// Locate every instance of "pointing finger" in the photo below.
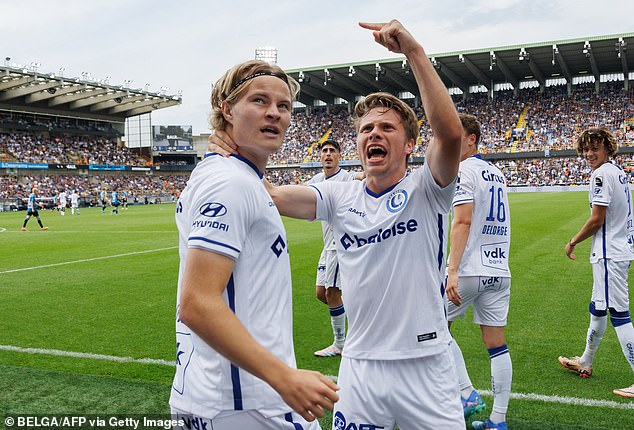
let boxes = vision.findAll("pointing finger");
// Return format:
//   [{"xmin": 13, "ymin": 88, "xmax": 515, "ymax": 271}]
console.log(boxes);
[{"xmin": 358, "ymin": 22, "xmax": 386, "ymax": 31}]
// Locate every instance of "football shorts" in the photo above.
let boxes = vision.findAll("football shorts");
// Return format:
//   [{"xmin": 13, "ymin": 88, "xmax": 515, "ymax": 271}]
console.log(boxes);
[{"xmin": 447, "ymin": 276, "xmax": 511, "ymax": 326}]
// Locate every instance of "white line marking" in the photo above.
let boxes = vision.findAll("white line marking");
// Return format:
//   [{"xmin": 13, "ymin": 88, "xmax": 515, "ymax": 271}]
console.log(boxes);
[
  {"xmin": 2, "ymin": 345, "xmax": 632, "ymax": 410},
  {"xmin": 0, "ymin": 246, "xmax": 177, "ymax": 274},
  {"xmin": 322, "ymin": 377, "xmax": 634, "ymax": 410},
  {"xmin": 0, "ymin": 227, "xmax": 6, "ymax": 232},
  {"xmin": 0, "ymin": 345, "xmax": 174, "ymax": 366},
  {"xmin": 477, "ymin": 389, "xmax": 634, "ymax": 410}
]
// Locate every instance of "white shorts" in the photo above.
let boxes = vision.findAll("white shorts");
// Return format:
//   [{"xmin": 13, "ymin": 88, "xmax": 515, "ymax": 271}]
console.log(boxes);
[
  {"xmin": 333, "ymin": 350, "xmax": 464, "ymax": 430},
  {"xmin": 592, "ymin": 259, "xmax": 631, "ymax": 312},
  {"xmin": 447, "ymin": 276, "xmax": 511, "ymax": 326},
  {"xmin": 171, "ymin": 407, "xmax": 320, "ymax": 430},
  {"xmin": 315, "ymin": 248, "xmax": 341, "ymax": 290}
]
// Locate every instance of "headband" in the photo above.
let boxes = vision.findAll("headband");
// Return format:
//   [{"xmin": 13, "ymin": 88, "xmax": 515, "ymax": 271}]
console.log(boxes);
[{"xmin": 229, "ymin": 71, "xmax": 288, "ymax": 94}]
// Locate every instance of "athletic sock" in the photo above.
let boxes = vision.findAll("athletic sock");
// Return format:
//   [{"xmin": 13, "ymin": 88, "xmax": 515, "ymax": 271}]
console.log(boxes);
[
  {"xmin": 449, "ymin": 338, "xmax": 474, "ymax": 397},
  {"xmin": 614, "ymin": 322, "xmax": 634, "ymax": 372},
  {"xmin": 580, "ymin": 314, "xmax": 607, "ymax": 367},
  {"xmin": 22, "ymin": 218, "xmax": 28, "ymax": 228},
  {"xmin": 37, "ymin": 219, "xmax": 44, "ymax": 228},
  {"xmin": 329, "ymin": 305, "xmax": 346, "ymax": 349},
  {"xmin": 489, "ymin": 344, "xmax": 512, "ymax": 423}
]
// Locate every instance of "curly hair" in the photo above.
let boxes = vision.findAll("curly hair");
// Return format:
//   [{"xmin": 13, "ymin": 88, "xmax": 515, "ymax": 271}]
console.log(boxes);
[
  {"xmin": 575, "ymin": 127, "xmax": 618, "ymax": 156},
  {"xmin": 209, "ymin": 60, "xmax": 300, "ymax": 131}
]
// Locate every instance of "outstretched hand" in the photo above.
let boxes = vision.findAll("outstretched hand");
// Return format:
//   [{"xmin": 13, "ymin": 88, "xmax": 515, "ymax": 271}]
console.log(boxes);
[{"xmin": 359, "ymin": 20, "xmax": 420, "ymax": 56}]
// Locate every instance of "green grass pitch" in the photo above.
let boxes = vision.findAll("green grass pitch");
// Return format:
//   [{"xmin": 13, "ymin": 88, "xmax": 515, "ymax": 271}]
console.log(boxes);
[{"xmin": 0, "ymin": 192, "xmax": 633, "ymax": 429}]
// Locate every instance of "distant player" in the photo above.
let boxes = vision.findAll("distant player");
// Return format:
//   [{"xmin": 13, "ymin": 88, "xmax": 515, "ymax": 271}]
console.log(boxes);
[
  {"xmin": 446, "ymin": 114, "xmax": 512, "ymax": 430},
  {"xmin": 70, "ymin": 190, "xmax": 80, "ymax": 215},
  {"xmin": 21, "ymin": 187, "xmax": 48, "ymax": 231},
  {"xmin": 559, "ymin": 128, "xmax": 634, "ymax": 399},
  {"xmin": 111, "ymin": 189, "xmax": 120, "ymax": 215},
  {"xmin": 306, "ymin": 139, "xmax": 363, "ymax": 357},
  {"xmin": 121, "ymin": 191, "xmax": 128, "ymax": 210},
  {"xmin": 58, "ymin": 190, "xmax": 67, "ymax": 216},
  {"xmin": 99, "ymin": 188, "xmax": 107, "ymax": 214}
]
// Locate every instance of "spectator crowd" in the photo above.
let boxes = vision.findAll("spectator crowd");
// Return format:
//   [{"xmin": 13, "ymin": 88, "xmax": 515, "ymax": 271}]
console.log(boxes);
[{"xmin": 1, "ymin": 81, "xmax": 633, "ymax": 203}]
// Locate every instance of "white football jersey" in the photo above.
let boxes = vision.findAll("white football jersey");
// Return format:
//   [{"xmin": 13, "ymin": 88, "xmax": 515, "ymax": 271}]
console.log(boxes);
[
  {"xmin": 588, "ymin": 162, "xmax": 634, "ymax": 263},
  {"xmin": 59, "ymin": 192, "xmax": 67, "ymax": 205},
  {"xmin": 311, "ymin": 163, "xmax": 455, "ymax": 360},
  {"xmin": 451, "ymin": 155, "xmax": 511, "ymax": 277},
  {"xmin": 170, "ymin": 153, "xmax": 296, "ymax": 419},
  {"xmin": 70, "ymin": 193, "xmax": 79, "ymax": 206},
  {"xmin": 307, "ymin": 168, "xmax": 356, "ymax": 251}
]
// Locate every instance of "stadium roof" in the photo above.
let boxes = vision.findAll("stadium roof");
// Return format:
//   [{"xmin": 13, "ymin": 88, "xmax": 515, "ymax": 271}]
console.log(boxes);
[
  {"xmin": 286, "ymin": 32, "xmax": 634, "ymax": 107},
  {"xmin": 0, "ymin": 66, "xmax": 182, "ymax": 123}
]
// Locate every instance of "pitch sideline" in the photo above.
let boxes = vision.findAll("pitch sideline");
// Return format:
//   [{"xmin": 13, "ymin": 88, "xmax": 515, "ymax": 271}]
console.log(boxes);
[
  {"xmin": 0, "ymin": 246, "xmax": 178, "ymax": 275},
  {"xmin": 1, "ymin": 344, "xmax": 633, "ymax": 411}
]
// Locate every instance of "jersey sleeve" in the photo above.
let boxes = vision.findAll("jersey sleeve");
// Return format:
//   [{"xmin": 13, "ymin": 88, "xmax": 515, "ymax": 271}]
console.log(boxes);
[
  {"xmin": 590, "ymin": 169, "xmax": 612, "ymax": 207},
  {"xmin": 186, "ymin": 172, "xmax": 254, "ymax": 260},
  {"xmin": 414, "ymin": 162, "xmax": 457, "ymax": 213},
  {"xmin": 453, "ymin": 164, "xmax": 476, "ymax": 207},
  {"xmin": 310, "ymin": 181, "xmax": 335, "ymax": 225}
]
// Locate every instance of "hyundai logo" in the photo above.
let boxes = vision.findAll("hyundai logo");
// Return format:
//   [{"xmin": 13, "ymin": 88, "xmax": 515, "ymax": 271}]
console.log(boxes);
[{"xmin": 199, "ymin": 202, "xmax": 227, "ymax": 217}]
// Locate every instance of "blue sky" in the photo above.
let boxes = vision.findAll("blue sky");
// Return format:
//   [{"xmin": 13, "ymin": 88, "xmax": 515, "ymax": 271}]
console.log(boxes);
[{"xmin": 2, "ymin": 0, "xmax": 631, "ymax": 134}]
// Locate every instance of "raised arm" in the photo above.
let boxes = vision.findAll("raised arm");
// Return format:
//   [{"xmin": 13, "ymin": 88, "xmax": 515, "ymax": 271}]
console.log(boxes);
[
  {"xmin": 359, "ymin": 20, "xmax": 462, "ymax": 187},
  {"xmin": 178, "ymin": 248, "xmax": 338, "ymax": 420}
]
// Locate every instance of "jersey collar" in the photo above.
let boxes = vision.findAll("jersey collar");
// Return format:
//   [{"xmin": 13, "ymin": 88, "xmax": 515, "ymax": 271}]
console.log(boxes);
[
  {"xmin": 325, "ymin": 167, "xmax": 342, "ymax": 180},
  {"xmin": 204, "ymin": 152, "xmax": 264, "ymax": 179},
  {"xmin": 365, "ymin": 173, "xmax": 409, "ymax": 198}
]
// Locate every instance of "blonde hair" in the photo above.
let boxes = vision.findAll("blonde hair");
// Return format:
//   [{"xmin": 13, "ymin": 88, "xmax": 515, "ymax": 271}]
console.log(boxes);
[
  {"xmin": 353, "ymin": 92, "xmax": 419, "ymax": 142},
  {"xmin": 575, "ymin": 127, "xmax": 618, "ymax": 156},
  {"xmin": 210, "ymin": 60, "xmax": 300, "ymax": 131}
]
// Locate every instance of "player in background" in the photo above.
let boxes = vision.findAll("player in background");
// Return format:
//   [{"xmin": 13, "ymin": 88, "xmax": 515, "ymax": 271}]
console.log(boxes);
[
  {"xmin": 21, "ymin": 187, "xmax": 48, "ymax": 231},
  {"xmin": 210, "ymin": 19, "xmax": 465, "ymax": 429},
  {"xmin": 58, "ymin": 189, "xmax": 67, "ymax": 216},
  {"xmin": 111, "ymin": 189, "xmax": 120, "ymax": 215},
  {"xmin": 121, "ymin": 191, "xmax": 128, "ymax": 210},
  {"xmin": 169, "ymin": 59, "xmax": 338, "ymax": 430},
  {"xmin": 446, "ymin": 114, "xmax": 512, "ymax": 430},
  {"xmin": 559, "ymin": 128, "xmax": 634, "ymax": 398},
  {"xmin": 99, "ymin": 188, "xmax": 107, "ymax": 214},
  {"xmin": 306, "ymin": 139, "xmax": 364, "ymax": 357},
  {"xmin": 70, "ymin": 190, "xmax": 80, "ymax": 215}
]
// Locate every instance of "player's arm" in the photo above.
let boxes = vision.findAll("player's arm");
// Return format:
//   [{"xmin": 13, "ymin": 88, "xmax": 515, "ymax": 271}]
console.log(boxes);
[
  {"xmin": 263, "ymin": 178, "xmax": 318, "ymax": 220},
  {"xmin": 446, "ymin": 202, "xmax": 473, "ymax": 306},
  {"xmin": 359, "ymin": 20, "xmax": 462, "ymax": 187},
  {"xmin": 565, "ymin": 204, "xmax": 607, "ymax": 260},
  {"xmin": 179, "ymin": 248, "xmax": 338, "ymax": 420}
]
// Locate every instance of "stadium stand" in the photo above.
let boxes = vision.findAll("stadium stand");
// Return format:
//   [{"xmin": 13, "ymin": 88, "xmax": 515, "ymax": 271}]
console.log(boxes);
[{"xmin": 2, "ymin": 32, "xmax": 633, "ymax": 211}]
